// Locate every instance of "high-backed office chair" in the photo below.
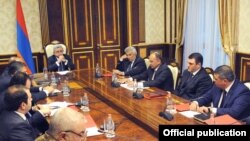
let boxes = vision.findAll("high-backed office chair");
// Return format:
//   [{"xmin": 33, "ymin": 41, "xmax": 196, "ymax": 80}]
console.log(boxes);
[
  {"xmin": 205, "ymin": 67, "xmax": 214, "ymax": 82},
  {"xmin": 144, "ymin": 58, "xmax": 150, "ymax": 69},
  {"xmin": 168, "ymin": 62, "xmax": 179, "ymax": 90},
  {"xmin": 243, "ymin": 81, "xmax": 250, "ymax": 90},
  {"xmin": 44, "ymin": 40, "xmax": 67, "ymax": 59}
]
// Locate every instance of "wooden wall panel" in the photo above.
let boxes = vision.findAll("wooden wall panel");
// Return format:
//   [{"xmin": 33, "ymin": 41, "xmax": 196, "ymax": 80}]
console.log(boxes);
[
  {"xmin": 46, "ymin": 0, "xmax": 65, "ymax": 43},
  {"xmin": 135, "ymin": 43, "xmax": 176, "ymax": 64},
  {"xmin": 235, "ymin": 53, "xmax": 250, "ymax": 81},
  {"xmin": 70, "ymin": 0, "xmax": 93, "ymax": 48},
  {"xmin": 0, "ymin": 53, "xmax": 45, "ymax": 74},
  {"xmin": 72, "ymin": 51, "xmax": 94, "ymax": 70},
  {"xmin": 100, "ymin": 49, "xmax": 120, "ymax": 71},
  {"xmin": 98, "ymin": 0, "xmax": 120, "ymax": 46}
]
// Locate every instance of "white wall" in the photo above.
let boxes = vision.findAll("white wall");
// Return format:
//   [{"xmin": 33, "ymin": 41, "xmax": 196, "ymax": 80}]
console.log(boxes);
[
  {"xmin": 238, "ymin": 0, "xmax": 250, "ymax": 53},
  {"xmin": 0, "ymin": 0, "xmax": 42, "ymax": 55}
]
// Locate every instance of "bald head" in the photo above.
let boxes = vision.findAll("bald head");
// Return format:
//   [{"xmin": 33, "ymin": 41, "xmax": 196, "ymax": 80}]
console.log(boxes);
[{"xmin": 47, "ymin": 107, "xmax": 86, "ymax": 138}]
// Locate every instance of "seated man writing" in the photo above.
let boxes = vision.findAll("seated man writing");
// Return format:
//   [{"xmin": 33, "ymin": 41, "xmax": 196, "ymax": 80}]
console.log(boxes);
[{"xmin": 189, "ymin": 65, "xmax": 250, "ymax": 120}]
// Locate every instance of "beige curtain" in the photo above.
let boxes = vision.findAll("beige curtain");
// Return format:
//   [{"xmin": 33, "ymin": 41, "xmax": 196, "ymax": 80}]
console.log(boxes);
[
  {"xmin": 175, "ymin": 0, "xmax": 187, "ymax": 64},
  {"xmin": 218, "ymin": 0, "xmax": 239, "ymax": 70}
]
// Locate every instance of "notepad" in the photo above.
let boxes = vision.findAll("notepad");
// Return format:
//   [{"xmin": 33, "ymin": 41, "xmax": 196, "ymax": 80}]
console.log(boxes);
[
  {"xmin": 85, "ymin": 114, "xmax": 103, "ymax": 137},
  {"xmin": 175, "ymin": 103, "xmax": 190, "ymax": 112}
]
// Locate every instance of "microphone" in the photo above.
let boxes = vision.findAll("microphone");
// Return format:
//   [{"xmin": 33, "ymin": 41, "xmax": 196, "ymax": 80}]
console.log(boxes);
[
  {"xmin": 159, "ymin": 111, "xmax": 173, "ymax": 121},
  {"xmin": 239, "ymin": 116, "xmax": 250, "ymax": 125},
  {"xmin": 111, "ymin": 81, "xmax": 120, "ymax": 87},
  {"xmin": 132, "ymin": 92, "xmax": 144, "ymax": 99}
]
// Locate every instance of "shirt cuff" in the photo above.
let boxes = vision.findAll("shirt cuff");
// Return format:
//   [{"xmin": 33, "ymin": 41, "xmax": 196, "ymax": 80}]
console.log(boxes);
[
  {"xmin": 37, "ymin": 110, "xmax": 45, "ymax": 117},
  {"xmin": 56, "ymin": 61, "xmax": 60, "ymax": 66},
  {"xmin": 43, "ymin": 90, "xmax": 49, "ymax": 96},
  {"xmin": 39, "ymin": 87, "xmax": 43, "ymax": 91},
  {"xmin": 64, "ymin": 59, "xmax": 68, "ymax": 65},
  {"xmin": 138, "ymin": 82, "xmax": 144, "ymax": 88},
  {"xmin": 210, "ymin": 107, "xmax": 217, "ymax": 114}
]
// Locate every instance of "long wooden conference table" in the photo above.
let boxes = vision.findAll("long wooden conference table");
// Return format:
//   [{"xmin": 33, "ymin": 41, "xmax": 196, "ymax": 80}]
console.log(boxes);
[{"xmin": 36, "ymin": 69, "xmax": 198, "ymax": 141}]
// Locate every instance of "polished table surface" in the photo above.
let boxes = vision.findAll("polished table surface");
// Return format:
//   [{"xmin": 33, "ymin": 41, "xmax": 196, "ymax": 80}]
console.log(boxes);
[{"xmin": 36, "ymin": 69, "xmax": 198, "ymax": 140}]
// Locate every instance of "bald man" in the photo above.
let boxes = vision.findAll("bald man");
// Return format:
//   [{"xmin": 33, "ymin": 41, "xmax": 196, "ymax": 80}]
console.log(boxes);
[
  {"xmin": 131, "ymin": 52, "xmax": 173, "ymax": 91},
  {"xmin": 36, "ymin": 107, "xmax": 87, "ymax": 141}
]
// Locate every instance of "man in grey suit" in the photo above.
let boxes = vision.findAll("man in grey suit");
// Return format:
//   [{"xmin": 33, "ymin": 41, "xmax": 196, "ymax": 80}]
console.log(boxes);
[{"xmin": 174, "ymin": 52, "xmax": 213, "ymax": 100}]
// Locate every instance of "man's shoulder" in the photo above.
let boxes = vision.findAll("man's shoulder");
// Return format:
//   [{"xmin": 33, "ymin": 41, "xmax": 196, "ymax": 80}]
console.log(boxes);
[
  {"xmin": 35, "ymin": 133, "xmax": 56, "ymax": 141},
  {"xmin": 0, "ymin": 111, "xmax": 23, "ymax": 125}
]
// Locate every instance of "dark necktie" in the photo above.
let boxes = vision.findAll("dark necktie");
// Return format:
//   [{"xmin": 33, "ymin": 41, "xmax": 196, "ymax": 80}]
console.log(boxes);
[
  {"xmin": 59, "ymin": 62, "xmax": 64, "ymax": 71},
  {"xmin": 220, "ymin": 90, "xmax": 227, "ymax": 107},
  {"xmin": 127, "ymin": 63, "xmax": 132, "ymax": 72}
]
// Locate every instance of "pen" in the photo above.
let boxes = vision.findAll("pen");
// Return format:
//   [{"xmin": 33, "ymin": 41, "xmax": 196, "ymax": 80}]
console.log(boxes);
[{"xmin": 49, "ymin": 106, "xmax": 60, "ymax": 109}]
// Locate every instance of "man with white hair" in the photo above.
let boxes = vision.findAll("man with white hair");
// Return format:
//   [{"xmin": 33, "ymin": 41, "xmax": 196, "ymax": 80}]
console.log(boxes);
[
  {"xmin": 113, "ymin": 46, "xmax": 147, "ymax": 77},
  {"xmin": 47, "ymin": 45, "xmax": 75, "ymax": 72},
  {"xmin": 36, "ymin": 107, "xmax": 87, "ymax": 141}
]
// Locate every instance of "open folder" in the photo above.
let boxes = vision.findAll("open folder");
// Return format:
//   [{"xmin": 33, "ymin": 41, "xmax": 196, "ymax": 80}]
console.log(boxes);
[
  {"xmin": 175, "ymin": 103, "xmax": 190, "ymax": 112},
  {"xmin": 143, "ymin": 92, "xmax": 168, "ymax": 99},
  {"xmin": 204, "ymin": 114, "xmax": 242, "ymax": 125},
  {"xmin": 194, "ymin": 114, "xmax": 242, "ymax": 125}
]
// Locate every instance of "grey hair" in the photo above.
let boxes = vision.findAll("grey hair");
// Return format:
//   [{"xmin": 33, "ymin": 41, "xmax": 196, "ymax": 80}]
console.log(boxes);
[
  {"xmin": 124, "ymin": 46, "xmax": 137, "ymax": 55},
  {"xmin": 53, "ymin": 45, "xmax": 63, "ymax": 53},
  {"xmin": 47, "ymin": 107, "xmax": 86, "ymax": 137},
  {"xmin": 214, "ymin": 65, "xmax": 235, "ymax": 82}
]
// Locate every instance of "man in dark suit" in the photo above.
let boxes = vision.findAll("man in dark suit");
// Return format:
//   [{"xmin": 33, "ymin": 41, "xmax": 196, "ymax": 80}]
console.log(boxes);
[
  {"xmin": 113, "ymin": 46, "xmax": 147, "ymax": 77},
  {"xmin": 0, "ymin": 62, "xmax": 54, "ymax": 104},
  {"xmin": 131, "ymin": 52, "xmax": 173, "ymax": 91},
  {"xmin": 174, "ymin": 53, "xmax": 213, "ymax": 100},
  {"xmin": 1, "ymin": 56, "xmax": 23, "ymax": 77},
  {"xmin": 190, "ymin": 65, "xmax": 250, "ymax": 120},
  {"xmin": 9, "ymin": 72, "xmax": 54, "ymax": 104},
  {"xmin": 47, "ymin": 44, "xmax": 75, "ymax": 72},
  {"xmin": 0, "ymin": 61, "xmax": 26, "ymax": 92},
  {"xmin": 0, "ymin": 85, "xmax": 43, "ymax": 140}
]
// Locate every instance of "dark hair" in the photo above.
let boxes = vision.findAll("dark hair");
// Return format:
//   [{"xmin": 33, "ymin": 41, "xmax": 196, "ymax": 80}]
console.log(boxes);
[
  {"xmin": 9, "ymin": 72, "xmax": 31, "ymax": 87},
  {"xmin": 214, "ymin": 65, "xmax": 235, "ymax": 82},
  {"xmin": 188, "ymin": 53, "xmax": 203, "ymax": 66},
  {"xmin": 4, "ymin": 85, "xmax": 28, "ymax": 111},
  {"xmin": 8, "ymin": 61, "xmax": 25, "ymax": 76}
]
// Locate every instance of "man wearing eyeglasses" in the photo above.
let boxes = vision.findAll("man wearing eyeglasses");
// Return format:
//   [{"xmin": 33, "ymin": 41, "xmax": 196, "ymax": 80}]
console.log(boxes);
[
  {"xmin": 47, "ymin": 45, "xmax": 75, "ymax": 72},
  {"xmin": 36, "ymin": 107, "xmax": 87, "ymax": 141}
]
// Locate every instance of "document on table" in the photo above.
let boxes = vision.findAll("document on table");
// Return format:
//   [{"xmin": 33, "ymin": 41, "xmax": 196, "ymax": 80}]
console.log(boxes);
[
  {"xmin": 179, "ymin": 110, "xmax": 200, "ymax": 118},
  {"xmin": 120, "ymin": 83, "xmax": 149, "ymax": 91}
]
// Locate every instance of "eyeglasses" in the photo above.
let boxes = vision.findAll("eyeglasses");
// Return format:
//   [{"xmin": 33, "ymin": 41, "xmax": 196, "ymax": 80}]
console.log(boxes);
[{"xmin": 64, "ymin": 130, "xmax": 87, "ymax": 140}]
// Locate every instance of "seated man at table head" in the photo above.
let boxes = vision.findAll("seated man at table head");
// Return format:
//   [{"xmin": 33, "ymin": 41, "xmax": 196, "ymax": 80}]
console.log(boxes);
[
  {"xmin": 130, "ymin": 52, "xmax": 173, "ymax": 91},
  {"xmin": 0, "ymin": 85, "xmax": 37, "ymax": 140},
  {"xmin": 36, "ymin": 107, "xmax": 87, "ymax": 141},
  {"xmin": 174, "ymin": 52, "xmax": 213, "ymax": 100},
  {"xmin": 48, "ymin": 44, "xmax": 75, "ymax": 72},
  {"xmin": 189, "ymin": 65, "xmax": 250, "ymax": 120},
  {"xmin": 113, "ymin": 46, "xmax": 147, "ymax": 77}
]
